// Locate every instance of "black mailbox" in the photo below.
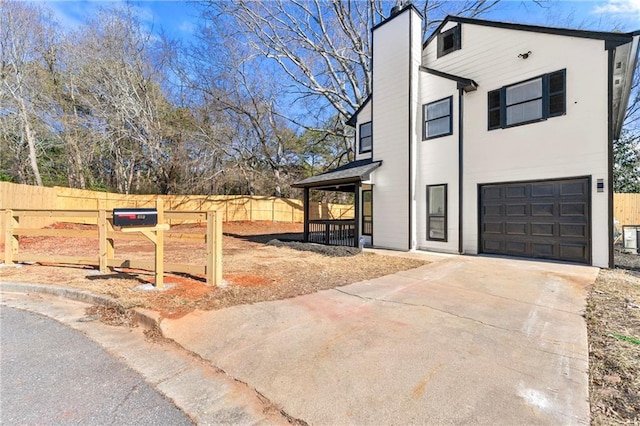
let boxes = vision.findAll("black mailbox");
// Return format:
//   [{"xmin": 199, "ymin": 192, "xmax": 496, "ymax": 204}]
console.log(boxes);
[{"xmin": 113, "ymin": 208, "xmax": 158, "ymax": 227}]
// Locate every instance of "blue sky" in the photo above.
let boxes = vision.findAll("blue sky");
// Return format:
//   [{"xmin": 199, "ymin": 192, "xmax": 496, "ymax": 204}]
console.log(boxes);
[{"xmin": 44, "ymin": 0, "xmax": 640, "ymax": 40}]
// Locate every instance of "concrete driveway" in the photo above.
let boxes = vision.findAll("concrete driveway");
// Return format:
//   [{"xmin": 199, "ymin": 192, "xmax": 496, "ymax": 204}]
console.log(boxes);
[{"xmin": 162, "ymin": 254, "xmax": 598, "ymax": 425}]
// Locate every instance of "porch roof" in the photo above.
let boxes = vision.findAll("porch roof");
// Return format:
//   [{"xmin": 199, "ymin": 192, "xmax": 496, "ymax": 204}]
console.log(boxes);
[{"xmin": 292, "ymin": 159, "xmax": 382, "ymax": 189}]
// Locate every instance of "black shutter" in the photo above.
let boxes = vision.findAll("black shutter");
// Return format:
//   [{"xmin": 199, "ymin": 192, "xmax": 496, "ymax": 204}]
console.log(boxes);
[
  {"xmin": 548, "ymin": 69, "xmax": 566, "ymax": 117},
  {"xmin": 488, "ymin": 89, "xmax": 502, "ymax": 130}
]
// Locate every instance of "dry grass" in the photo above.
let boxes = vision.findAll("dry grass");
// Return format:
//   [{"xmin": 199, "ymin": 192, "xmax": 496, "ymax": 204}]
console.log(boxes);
[
  {"xmin": 587, "ymin": 268, "xmax": 640, "ymax": 424},
  {"xmin": 0, "ymin": 221, "xmax": 427, "ymax": 319}
]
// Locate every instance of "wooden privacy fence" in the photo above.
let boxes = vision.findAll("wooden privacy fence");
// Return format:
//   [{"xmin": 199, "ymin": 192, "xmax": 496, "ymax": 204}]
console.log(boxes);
[
  {"xmin": 0, "ymin": 182, "xmax": 354, "ymax": 238},
  {"xmin": 0, "ymin": 199, "xmax": 223, "ymax": 288},
  {"xmin": 614, "ymin": 193, "xmax": 640, "ymax": 228}
]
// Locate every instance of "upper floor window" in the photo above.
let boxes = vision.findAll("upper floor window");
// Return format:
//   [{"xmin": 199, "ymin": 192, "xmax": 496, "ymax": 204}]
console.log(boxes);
[
  {"xmin": 488, "ymin": 69, "xmax": 566, "ymax": 130},
  {"xmin": 359, "ymin": 121, "xmax": 372, "ymax": 153},
  {"xmin": 437, "ymin": 26, "xmax": 461, "ymax": 58},
  {"xmin": 423, "ymin": 96, "xmax": 453, "ymax": 140}
]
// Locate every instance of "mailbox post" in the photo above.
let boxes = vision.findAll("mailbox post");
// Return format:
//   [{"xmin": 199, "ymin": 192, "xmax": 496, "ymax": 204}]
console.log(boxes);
[{"xmin": 113, "ymin": 198, "xmax": 168, "ymax": 289}]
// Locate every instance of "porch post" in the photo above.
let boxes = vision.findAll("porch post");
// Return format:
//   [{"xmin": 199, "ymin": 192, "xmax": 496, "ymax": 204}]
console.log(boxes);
[
  {"xmin": 303, "ymin": 187, "xmax": 310, "ymax": 242},
  {"xmin": 354, "ymin": 182, "xmax": 361, "ymax": 248}
]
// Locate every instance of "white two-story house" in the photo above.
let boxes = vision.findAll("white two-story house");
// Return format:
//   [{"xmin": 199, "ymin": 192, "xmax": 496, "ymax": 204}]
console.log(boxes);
[{"xmin": 293, "ymin": 4, "xmax": 639, "ymax": 268}]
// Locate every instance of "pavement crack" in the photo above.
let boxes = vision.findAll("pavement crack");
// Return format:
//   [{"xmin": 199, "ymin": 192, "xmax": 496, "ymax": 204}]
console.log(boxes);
[
  {"xmin": 155, "ymin": 366, "xmax": 191, "ymax": 385},
  {"xmin": 110, "ymin": 384, "xmax": 139, "ymax": 425},
  {"xmin": 333, "ymin": 288, "xmax": 523, "ymax": 334}
]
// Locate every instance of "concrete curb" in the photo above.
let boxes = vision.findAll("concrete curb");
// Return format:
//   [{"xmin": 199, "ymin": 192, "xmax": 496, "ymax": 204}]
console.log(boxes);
[{"xmin": 0, "ymin": 282, "xmax": 162, "ymax": 330}]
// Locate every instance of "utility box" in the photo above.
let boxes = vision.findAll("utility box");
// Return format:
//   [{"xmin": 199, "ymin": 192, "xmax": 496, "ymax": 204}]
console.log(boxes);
[
  {"xmin": 113, "ymin": 208, "xmax": 158, "ymax": 227},
  {"xmin": 622, "ymin": 225, "xmax": 640, "ymax": 255}
]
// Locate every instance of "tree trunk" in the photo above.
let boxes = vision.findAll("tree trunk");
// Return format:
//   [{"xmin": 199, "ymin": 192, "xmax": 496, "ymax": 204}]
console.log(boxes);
[{"xmin": 18, "ymin": 98, "xmax": 42, "ymax": 186}]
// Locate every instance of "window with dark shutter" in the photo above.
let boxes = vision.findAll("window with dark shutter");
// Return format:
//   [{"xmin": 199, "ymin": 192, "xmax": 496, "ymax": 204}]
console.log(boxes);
[
  {"xmin": 487, "ymin": 69, "xmax": 566, "ymax": 130},
  {"xmin": 437, "ymin": 26, "xmax": 461, "ymax": 58}
]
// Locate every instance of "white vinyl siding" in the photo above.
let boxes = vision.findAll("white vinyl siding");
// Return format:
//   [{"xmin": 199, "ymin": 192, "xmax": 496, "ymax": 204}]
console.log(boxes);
[
  {"xmin": 422, "ymin": 23, "xmax": 610, "ymax": 266},
  {"xmin": 416, "ymin": 73, "xmax": 458, "ymax": 253},
  {"xmin": 371, "ymin": 7, "xmax": 422, "ymax": 250}
]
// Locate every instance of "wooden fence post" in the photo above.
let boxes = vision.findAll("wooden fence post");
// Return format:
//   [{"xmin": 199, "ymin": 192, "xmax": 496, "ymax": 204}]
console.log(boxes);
[
  {"xmin": 206, "ymin": 210, "xmax": 223, "ymax": 286},
  {"xmin": 98, "ymin": 207, "xmax": 108, "ymax": 272},
  {"xmin": 155, "ymin": 198, "xmax": 165, "ymax": 289},
  {"xmin": 4, "ymin": 210, "xmax": 18, "ymax": 264}
]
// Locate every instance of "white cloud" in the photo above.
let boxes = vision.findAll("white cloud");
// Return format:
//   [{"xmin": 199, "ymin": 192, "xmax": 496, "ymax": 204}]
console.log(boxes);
[
  {"xmin": 593, "ymin": 0, "xmax": 640, "ymax": 16},
  {"xmin": 178, "ymin": 20, "xmax": 196, "ymax": 34}
]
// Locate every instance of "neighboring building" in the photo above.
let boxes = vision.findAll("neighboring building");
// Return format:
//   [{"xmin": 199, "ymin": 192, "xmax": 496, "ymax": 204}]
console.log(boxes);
[{"xmin": 293, "ymin": 4, "xmax": 639, "ymax": 268}]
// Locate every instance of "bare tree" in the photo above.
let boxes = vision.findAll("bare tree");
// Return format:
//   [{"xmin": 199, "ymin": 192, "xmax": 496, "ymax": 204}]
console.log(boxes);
[
  {"xmin": 202, "ymin": 0, "xmax": 508, "ymax": 128},
  {"xmin": 0, "ymin": 1, "xmax": 59, "ymax": 186}
]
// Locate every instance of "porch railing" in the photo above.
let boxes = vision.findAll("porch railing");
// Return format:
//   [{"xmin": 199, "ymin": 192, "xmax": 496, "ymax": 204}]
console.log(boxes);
[{"xmin": 308, "ymin": 219, "xmax": 356, "ymax": 247}]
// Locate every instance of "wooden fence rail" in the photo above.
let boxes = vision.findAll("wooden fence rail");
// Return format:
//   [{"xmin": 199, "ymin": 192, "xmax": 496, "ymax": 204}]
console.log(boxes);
[{"xmin": 0, "ymin": 199, "xmax": 223, "ymax": 288}]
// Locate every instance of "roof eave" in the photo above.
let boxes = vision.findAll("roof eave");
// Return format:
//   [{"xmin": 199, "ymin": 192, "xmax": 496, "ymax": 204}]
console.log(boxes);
[
  {"xmin": 613, "ymin": 35, "xmax": 640, "ymax": 140},
  {"xmin": 345, "ymin": 95, "xmax": 371, "ymax": 128},
  {"xmin": 423, "ymin": 15, "xmax": 637, "ymax": 51}
]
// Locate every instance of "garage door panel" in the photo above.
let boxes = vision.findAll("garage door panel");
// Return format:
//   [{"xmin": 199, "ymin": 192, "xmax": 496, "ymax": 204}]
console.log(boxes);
[
  {"xmin": 506, "ymin": 204, "xmax": 527, "ymax": 216},
  {"xmin": 483, "ymin": 187, "xmax": 502, "ymax": 199},
  {"xmin": 559, "ymin": 224, "xmax": 587, "ymax": 238},
  {"xmin": 480, "ymin": 177, "xmax": 590, "ymax": 264},
  {"xmin": 483, "ymin": 222, "xmax": 502, "ymax": 234},
  {"xmin": 483, "ymin": 204, "xmax": 502, "ymax": 216},
  {"xmin": 506, "ymin": 185, "xmax": 527, "ymax": 198},
  {"xmin": 483, "ymin": 239, "xmax": 503, "ymax": 251},
  {"xmin": 559, "ymin": 244, "xmax": 588, "ymax": 261},
  {"xmin": 531, "ymin": 183, "xmax": 554, "ymax": 197},
  {"xmin": 531, "ymin": 223, "xmax": 554, "ymax": 237},
  {"xmin": 506, "ymin": 223, "xmax": 527, "ymax": 235},
  {"xmin": 531, "ymin": 203, "xmax": 554, "ymax": 216},
  {"xmin": 531, "ymin": 243, "xmax": 554, "ymax": 257},
  {"xmin": 560, "ymin": 202, "xmax": 586, "ymax": 216},
  {"xmin": 505, "ymin": 240, "xmax": 527, "ymax": 254},
  {"xmin": 560, "ymin": 181, "xmax": 587, "ymax": 196}
]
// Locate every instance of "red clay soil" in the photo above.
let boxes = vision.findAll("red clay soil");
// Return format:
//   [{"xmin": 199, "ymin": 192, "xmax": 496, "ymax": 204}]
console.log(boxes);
[{"xmin": 0, "ymin": 220, "xmax": 427, "ymax": 319}]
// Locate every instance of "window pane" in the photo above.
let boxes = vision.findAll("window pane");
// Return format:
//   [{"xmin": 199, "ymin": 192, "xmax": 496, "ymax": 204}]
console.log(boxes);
[
  {"xmin": 360, "ymin": 136, "xmax": 372, "ymax": 151},
  {"xmin": 506, "ymin": 78, "xmax": 542, "ymax": 106},
  {"xmin": 443, "ymin": 34, "xmax": 455, "ymax": 51},
  {"xmin": 360, "ymin": 122, "xmax": 372, "ymax": 137},
  {"xmin": 427, "ymin": 99, "xmax": 450, "ymax": 120},
  {"xmin": 427, "ymin": 117, "xmax": 450, "ymax": 137},
  {"xmin": 429, "ymin": 217, "xmax": 445, "ymax": 240},
  {"xmin": 506, "ymin": 99, "xmax": 542, "ymax": 125},
  {"xmin": 428, "ymin": 186, "xmax": 445, "ymax": 215}
]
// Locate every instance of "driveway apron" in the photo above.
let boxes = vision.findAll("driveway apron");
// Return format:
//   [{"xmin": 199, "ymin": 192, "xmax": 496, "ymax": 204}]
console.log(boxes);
[{"xmin": 162, "ymin": 255, "xmax": 597, "ymax": 425}]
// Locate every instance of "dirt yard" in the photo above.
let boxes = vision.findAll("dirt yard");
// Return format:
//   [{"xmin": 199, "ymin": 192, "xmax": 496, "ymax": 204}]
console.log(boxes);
[
  {"xmin": 587, "ymin": 250, "xmax": 640, "ymax": 425},
  {"xmin": 2, "ymin": 221, "xmax": 639, "ymax": 423},
  {"xmin": 0, "ymin": 221, "xmax": 426, "ymax": 319}
]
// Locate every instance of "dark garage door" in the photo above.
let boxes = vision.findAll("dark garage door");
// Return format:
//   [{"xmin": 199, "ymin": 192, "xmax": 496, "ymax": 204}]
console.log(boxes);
[{"xmin": 479, "ymin": 177, "xmax": 590, "ymax": 264}]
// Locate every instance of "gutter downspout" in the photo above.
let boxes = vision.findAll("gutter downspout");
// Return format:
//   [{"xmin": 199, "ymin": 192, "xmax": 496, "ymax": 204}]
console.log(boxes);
[{"xmin": 458, "ymin": 87, "xmax": 464, "ymax": 254}]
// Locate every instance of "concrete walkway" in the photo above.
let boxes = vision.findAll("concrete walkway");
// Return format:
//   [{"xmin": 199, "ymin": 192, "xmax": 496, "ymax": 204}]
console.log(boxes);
[{"xmin": 162, "ymin": 255, "xmax": 598, "ymax": 425}]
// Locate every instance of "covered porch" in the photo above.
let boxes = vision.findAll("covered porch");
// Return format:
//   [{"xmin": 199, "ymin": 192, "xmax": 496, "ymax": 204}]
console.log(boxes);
[{"xmin": 292, "ymin": 159, "xmax": 380, "ymax": 248}]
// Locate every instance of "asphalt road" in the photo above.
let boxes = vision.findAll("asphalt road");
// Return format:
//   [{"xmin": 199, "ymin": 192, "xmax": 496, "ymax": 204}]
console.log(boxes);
[{"xmin": 0, "ymin": 305, "xmax": 193, "ymax": 425}]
